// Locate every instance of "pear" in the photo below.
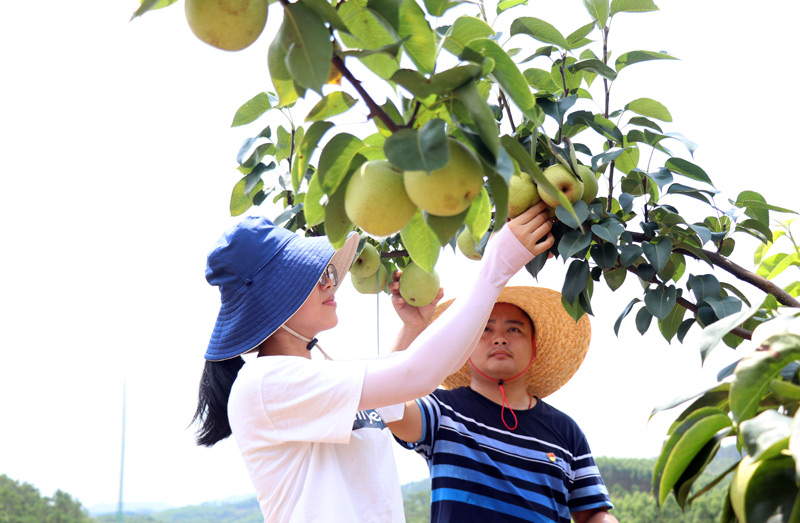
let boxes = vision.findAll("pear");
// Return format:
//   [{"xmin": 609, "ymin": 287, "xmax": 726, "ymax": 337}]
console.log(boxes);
[
  {"xmin": 403, "ymin": 139, "xmax": 484, "ymax": 217},
  {"xmin": 507, "ymin": 171, "xmax": 541, "ymax": 218},
  {"xmin": 576, "ymin": 165, "xmax": 599, "ymax": 204},
  {"xmin": 399, "ymin": 263, "xmax": 440, "ymax": 307},
  {"xmin": 345, "ymin": 160, "xmax": 417, "ymax": 237},
  {"xmin": 539, "ymin": 164, "xmax": 584, "ymax": 208},
  {"xmin": 350, "ymin": 265, "xmax": 388, "ymax": 294},
  {"xmin": 185, "ymin": 0, "xmax": 268, "ymax": 51},
  {"xmin": 457, "ymin": 228, "xmax": 482, "ymax": 261},
  {"xmin": 350, "ymin": 243, "xmax": 381, "ymax": 278}
]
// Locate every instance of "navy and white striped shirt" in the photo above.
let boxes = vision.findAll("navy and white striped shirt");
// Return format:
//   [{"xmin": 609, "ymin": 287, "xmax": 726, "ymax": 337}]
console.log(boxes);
[{"xmin": 398, "ymin": 387, "xmax": 613, "ymax": 523}]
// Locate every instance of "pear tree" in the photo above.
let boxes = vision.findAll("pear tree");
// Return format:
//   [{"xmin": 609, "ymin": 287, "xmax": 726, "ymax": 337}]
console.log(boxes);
[{"xmin": 134, "ymin": 0, "xmax": 800, "ymax": 519}]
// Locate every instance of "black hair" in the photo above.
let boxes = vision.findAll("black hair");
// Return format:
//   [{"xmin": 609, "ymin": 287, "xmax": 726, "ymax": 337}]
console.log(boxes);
[{"xmin": 191, "ymin": 356, "xmax": 245, "ymax": 447}]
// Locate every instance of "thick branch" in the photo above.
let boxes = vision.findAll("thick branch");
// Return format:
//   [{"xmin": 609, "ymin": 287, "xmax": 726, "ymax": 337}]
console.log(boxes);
[
  {"xmin": 331, "ymin": 55, "xmax": 401, "ymax": 133},
  {"xmin": 629, "ymin": 231, "xmax": 800, "ymax": 308},
  {"xmin": 624, "ymin": 266, "xmax": 753, "ymax": 341}
]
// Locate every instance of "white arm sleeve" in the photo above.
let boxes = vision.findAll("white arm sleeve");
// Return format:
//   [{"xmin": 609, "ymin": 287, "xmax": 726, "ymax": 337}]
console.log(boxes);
[{"xmin": 358, "ymin": 225, "xmax": 533, "ymax": 411}]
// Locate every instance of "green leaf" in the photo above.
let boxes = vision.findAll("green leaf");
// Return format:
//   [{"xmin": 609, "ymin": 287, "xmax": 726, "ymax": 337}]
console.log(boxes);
[
  {"xmin": 398, "ymin": 0, "xmax": 436, "ymax": 74},
  {"xmin": 304, "ymin": 171, "xmax": 326, "ymax": 226},
  {"xmin": 704, "ymin": 296, "xmax": 742, "ymax": 320},
  {"xmin": 454, "ymin": 81, "xmax": 499, "ymax": 159},
  {"xmin": 591, "ymin": 219, "xmax": 626, "ymax": 244},
  {"xmin": 610, "ymin": 0, "xmax": 659, "ymax": 15},
  {"xmin": 758, "ymin": 253, "xmax": 800, "ymax": 280},
  {"xmin": 425, "ymin": 209, "xmax": 468, "ymax": 246},
  {"xmin": 619, "ymin": 244, "xmax": 643, "ymax": 268},
  {"xmin": 687, "ymin": 273, "xmax": 721, "ymax": 305},
  {"xmin": 615, "ymin": 50, "xmax": 677, "ymax": 72},
  {"xmin": 563, "ymin": 259, "xmax": 590, "ymax": 304},
  {"xmin": 384, "ymin": 119, "xmax": 449, "ymax": 172},
  {"xmin": 654, "ymin": 407, "xmax": 732, "ymax": 506},
  {"xmin": 614, "ymin": 298, "xmax": 639, "ymax": 336},
  {"xmin": 423, "ymin": 0, "xmax": 459, "ymax": 16},
  {"xmin": 275, "ymin": 125, "xmax": 293, "ymax": 164},
  {"xmin": 565, "ymin": 21, "xmax": 595, "ymax": 49},
  {"xmin": 741, "ymin": 410, "xmax": 792, "ymax": 461},
  {"xmin": 464, "ymin": 39, "xmax": 536, "ymax": 121},
  {"xmin": 301, "ymin": 0, "xmax": 350, "ymax": 32},
  {"xmin": 569, "ymin": 111, "xmax": 623, "ymax": 143},
  {"xmin": 400, "ymin": 210, "xmax": 441, "ymax": 272},
  {"xmin": 604, "ymin": 267, "xmax": 626, "ymax": 291},
  {"xmin": 282, "ymin": 3, "xmax": 333, "ymax": 94},
  {"xmin": 736, "ymin": 190, "xmax": 798, "ymax": 215},
  {"xmin": 443, "ymin": 16, "xmax": 496, "ymax": 57},
  {"xmin": 510, "ymin": 17, "xmax": 569, "ymax": 49},
  {"xmin": 665, "ymin": 157, "xmax": 713, "ymax": 186},
  {"xmin": 583, "ymin": 0, "xmax": 609, "ymax": 28},
  {"xmin": 230, "ymin": 176, "xmax": 263, "ymax": 216},
  {"xmin": 645, "ymin": 284, "xmax": 677, "ymax": 320},
  {"xmin": 523, "ymin": 68, "xmax": 559, "ymax": 91},
  {"xmin": 268, "ymin": 33, "xmax": 300, "ymax": 108},
  {"xmin": 730, "ymin": 333, "xmax": 800, "ymax": 424},
  {"xmin": 558, "ymin": 229, "xmax": 593, "ymax": 259},
  {"xmin": 292, "ymin": 121, "xmax": 334, "ymax": 193},
  {"xmin": 465, "ymin": 187, "xmax": 492, "ymax": 240},
  {"xmin": 635, "ymin": 306, "xmax": 652, "ymax": 334},
  {"xmin": 324, "ymin": 172, "xmax": 355, "ymax": 249},
  {"xmin": 231, "ymin": 93, "xmax": 272, "ymax": 127},
  {"xmin": 130, "ymin": 0, "xmax": 177, "ymax": 20},
  {"xmin": 736, "ymin": 218, "xmax": 774, "ymax": 244},
  {"xmin": 555, "ymin": 200, "xmax": 590, "ymax": 229},
  {"xmin": 641, "ymin": 236, "xmax": 672, "ymax": 275},
  {"xmin": 659, "ymin": 302, "xmax": 686, "ymax": 343},
  {"xmin": 735, "ymin": 454, "xmax": 799, "ymax": 523},
  {"xmin": 339, "ymin": 0, "xmax": 400, "ymax": 80},
  {"xmin": 568, "ymin": 59, "xmax": 617, "ymax": 81},
  {"xmin": 625, "ymin": 97, "xmax": 672, "ymax": 122},
  {"xmin": 487, "ymin": 171, "xmax": 509, "ymax": 227},
  {"xmin": 496, "ymin": 0, "xmax": 527, "ymax": 14},
  {"xmin": 317, "ymin": 133, "xmax": 365, "ymax": 195},
  {"xmin": 305, "ymin": 92, "xmax": 357, "ymax": 122}
]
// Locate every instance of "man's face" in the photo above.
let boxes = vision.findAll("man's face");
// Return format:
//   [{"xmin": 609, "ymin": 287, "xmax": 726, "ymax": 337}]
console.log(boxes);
[{"xmin": 471, "ymin": 303, "xmax": 535, "ymax": 381}]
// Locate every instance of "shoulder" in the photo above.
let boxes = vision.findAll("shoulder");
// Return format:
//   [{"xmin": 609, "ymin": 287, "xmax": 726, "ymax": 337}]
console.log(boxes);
[{"xmin": 534, "ymin": 399, "xmax": 586, "ymax": 437}]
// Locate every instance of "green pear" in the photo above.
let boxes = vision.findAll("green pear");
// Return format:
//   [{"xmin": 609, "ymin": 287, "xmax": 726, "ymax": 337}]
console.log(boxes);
[
  {"xmin": 457, "ymin": 228, "xmax": 482, "ymax": 260},
  {"xmin": 185, "ymin": 0, "xmax": 268, "ymax": 51},
  {"xmin": 350, "ymin": 265, "xmax": 388, "ymax": 294},
  {"xmin": 399, "ymin": 263, "xmax": 440, "ymax": 307},
  {"xmin": 539, "ymin": 164, "xmax": 584, "ymax": 208},
  {"xmin": 576, "ymin": 165, "xmax": 599, "ymax": 204},
  {"xmin": 345, "ymin": 160, "xmax": 417, "ymax": 237},
  {"xmin": 507, "ymin": 171, "xmax": 541, "ymax": 218},
  {"xmin": 403, "ymin": 139, "xmax": 484, "ymax": 217},
  {"xmin": 350, "ymin": 243, "xmax": 381, "ymax": 278}
]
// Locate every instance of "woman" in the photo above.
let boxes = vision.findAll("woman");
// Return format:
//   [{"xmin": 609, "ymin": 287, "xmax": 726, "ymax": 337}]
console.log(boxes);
[{"xmin": 192, "ymin": 202, "xmax": 554, "ymax": 522}]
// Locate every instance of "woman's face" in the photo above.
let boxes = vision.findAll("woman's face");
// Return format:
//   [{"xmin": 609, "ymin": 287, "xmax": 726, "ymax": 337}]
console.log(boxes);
[{"xmin": 283, "ymin": 270, "xmax": 339, "ymax": 337}]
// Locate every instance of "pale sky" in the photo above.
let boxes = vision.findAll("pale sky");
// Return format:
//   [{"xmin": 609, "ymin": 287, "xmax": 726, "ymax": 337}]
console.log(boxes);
[{"xmin": 2, "ymin": 0, "xmax": 799, "ymax": 512}]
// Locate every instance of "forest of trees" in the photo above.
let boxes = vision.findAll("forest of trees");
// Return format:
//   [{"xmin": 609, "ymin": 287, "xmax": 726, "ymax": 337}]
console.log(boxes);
[{"xmin": 2, "ymin": 448, "xmax": 739, "ymax": 522}]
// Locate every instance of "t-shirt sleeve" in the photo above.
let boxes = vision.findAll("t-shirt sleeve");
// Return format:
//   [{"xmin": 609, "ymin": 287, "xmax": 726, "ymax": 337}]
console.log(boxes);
[
  {"xmin": 568, "ymin": 431, "xmax": 615, "ymax": 513},
  {"xmin": 245, "ymin": 356, "xmax": 367, "ymax": 445},
  {"xmin": 394, "ymin": 394, "xmax": 441, "ymax": 461}
]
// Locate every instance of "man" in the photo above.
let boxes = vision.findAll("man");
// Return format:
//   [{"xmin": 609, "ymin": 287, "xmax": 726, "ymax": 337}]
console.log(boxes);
[{"xmin": 387, "ymin": 285, "xmax": 617, "ymax": 523}]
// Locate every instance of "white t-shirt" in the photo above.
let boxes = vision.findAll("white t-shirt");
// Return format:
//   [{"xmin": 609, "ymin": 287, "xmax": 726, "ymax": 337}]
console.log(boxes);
[{"xmin": 228, "ymin": 356, "xmax": 406, "ymax": 523}]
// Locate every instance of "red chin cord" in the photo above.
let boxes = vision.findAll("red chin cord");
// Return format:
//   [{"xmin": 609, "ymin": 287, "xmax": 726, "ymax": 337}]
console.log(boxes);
[{"xmin": 468, "ymin": 341, "xmax": 536, "ymax": 431}]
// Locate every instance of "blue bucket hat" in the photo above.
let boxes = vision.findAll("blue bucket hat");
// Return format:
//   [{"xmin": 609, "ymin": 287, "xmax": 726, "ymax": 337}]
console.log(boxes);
[{"xmin": 204, "ymin": 216, "xmax": 359, "ymax": 361}]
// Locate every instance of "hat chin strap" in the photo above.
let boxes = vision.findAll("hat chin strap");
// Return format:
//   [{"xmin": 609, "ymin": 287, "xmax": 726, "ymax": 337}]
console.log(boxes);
[
  {"xmin": 279, "ymin": 325, "xmax": 332, "ymax": 360},
  {"xmin": 469, "ymin": 340, "xmax": 536, "ymax": 431}
]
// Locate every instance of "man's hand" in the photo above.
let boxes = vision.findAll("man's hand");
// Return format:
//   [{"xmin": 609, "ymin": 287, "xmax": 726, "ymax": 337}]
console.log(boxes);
[
  {"xmin": 506, "ymin": 202, "xmax": 555, "ymax": 257},
  {"xmin": 388, "ymin": 269, "xmax": 444, "ymax": 332}
]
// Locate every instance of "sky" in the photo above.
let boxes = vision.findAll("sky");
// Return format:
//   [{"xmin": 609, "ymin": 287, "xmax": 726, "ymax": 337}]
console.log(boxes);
[{"xmin": 2, "ymin": 0, "xmax": 799, "ymax": 513}]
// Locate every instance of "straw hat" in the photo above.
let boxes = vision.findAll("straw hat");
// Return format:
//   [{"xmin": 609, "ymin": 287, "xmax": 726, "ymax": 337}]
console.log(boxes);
[
  {"xmin": 433, "ymin": 286, "xmax": 591, "ymax": 398},
  {"xmin": 204, "ymin": 216, "xmax": 358, "ymax": 361}
]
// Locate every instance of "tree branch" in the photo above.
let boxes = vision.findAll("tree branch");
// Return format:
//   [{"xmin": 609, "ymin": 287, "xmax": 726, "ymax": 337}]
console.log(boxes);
[
  {"xmin": 628, "ymin": 231, "xmax": 800, "ymax": 308},
  {"xmin": 498, "ymin": 90, "xmax": 516, "ymax": 133},
  {"xmin": 331, "ymin": 55, "xmax": 401, "ymax": 133}
]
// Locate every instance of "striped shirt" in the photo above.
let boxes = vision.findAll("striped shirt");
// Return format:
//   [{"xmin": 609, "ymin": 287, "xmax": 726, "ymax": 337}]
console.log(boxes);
[{"xmin": 399, "ymin": 387, "xmax": 613, "ymax": 522}]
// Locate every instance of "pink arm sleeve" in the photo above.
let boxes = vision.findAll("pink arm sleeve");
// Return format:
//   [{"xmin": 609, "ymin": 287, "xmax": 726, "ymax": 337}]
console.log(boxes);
[{"xmin": 358, "ymin": 225, "xmax": 533, "ymax": 411}]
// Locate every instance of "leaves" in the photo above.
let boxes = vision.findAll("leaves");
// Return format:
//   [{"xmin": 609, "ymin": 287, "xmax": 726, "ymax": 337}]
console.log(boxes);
[
  {"xmin": 665, "ymin": 157, "xmax": 713, "ymax": 186},
  {"xmin": 625, "ymin": 98, "xmax": 672, "ymax": 122},
  {"xmin": 400, "ymin": 210, "xmax": 441, "ymax": 272},
  {"xmin": 510, "ymin": 17, "xmax": 569, "ymax": 49},
  {"xmin": 232, "ymin": 93, "xmax": 272, "ymax": 127},
  {"xmin": 563, "ymin": 259, "xmax": 590, "ymax": 304},
  {"xmin": 615, "ymin": 50, "xmax": 677, "ymax": 72},
  {"xmin": 399, "ymin": 0, "xmax": 436, "ymax": 74},
  {"xmin": 384, "ymin": 119, "xmax": 449, "ymax": 172},
  {"xmin": 610, "ymin": 0, "xmax": 659, "ymax": 15},
  {"xmin": 583, "ymin": 0, "xmax": 609, "ymax": 29},
  {"xmin": 281, "ymin": 3, "xmax": 333, "ymax": 94},
  {"xmin": 317, "ymin": 133, "xmax": 365, "ymax": 195},
  {"xmin": 305, "ymin": 92, "xmax": 357, "ymax": 122},
  {"xmin": 443, "ymin": 16, "xmax": 496, "ymax": 56}
]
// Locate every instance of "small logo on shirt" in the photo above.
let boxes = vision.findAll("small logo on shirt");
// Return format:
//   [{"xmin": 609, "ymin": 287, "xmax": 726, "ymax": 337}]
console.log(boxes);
[
  {"xmin": 353, "ymin": 409, "xmax": 386, "ymax": 431},
  {"xmin": 547, "ymin": 452, "xmax": 557, "ymax": 462}
]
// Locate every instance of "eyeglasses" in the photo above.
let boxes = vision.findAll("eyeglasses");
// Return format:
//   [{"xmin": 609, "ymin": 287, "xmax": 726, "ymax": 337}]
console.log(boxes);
[{"xmin": 318, "ymin": 263, "xmax": 338, "ymax": 287}]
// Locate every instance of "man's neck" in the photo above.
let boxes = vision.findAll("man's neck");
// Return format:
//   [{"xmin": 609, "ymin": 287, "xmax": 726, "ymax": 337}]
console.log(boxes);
[{"xmin": 470, "ymin": 377, "xmax": 535, "ymax": 410}]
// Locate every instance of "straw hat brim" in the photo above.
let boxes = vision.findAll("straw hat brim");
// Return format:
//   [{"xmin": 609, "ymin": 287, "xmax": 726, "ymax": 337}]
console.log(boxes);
[{"xmin": 433, "ymin": 286, "xmax": 591, "ymax": 398}]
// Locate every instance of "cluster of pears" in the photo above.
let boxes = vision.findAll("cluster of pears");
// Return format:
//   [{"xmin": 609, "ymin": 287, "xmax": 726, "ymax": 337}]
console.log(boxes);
[
  {"xmin": 184, "ymin": 0, "xmax": 268, "ymax": 51},
  {"xmin": 349, "ymin": 243, "xmax": 441, "ymax": 307},
  {"xmin": 456, "ymin": 162, "xmax": 599, "ymax": 261},
  {"xmin": 344, "ymin": 138, "xmax": 484, "ymax": 238}
]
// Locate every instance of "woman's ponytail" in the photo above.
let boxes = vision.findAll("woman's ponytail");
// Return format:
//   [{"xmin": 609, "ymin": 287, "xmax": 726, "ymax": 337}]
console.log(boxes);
[{"xmin": 191, "ymin": 356, "xmax": 244, "ymax": 447}]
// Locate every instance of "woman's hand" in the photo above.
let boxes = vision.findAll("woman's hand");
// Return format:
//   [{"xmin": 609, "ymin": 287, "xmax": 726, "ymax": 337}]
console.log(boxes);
[
  {"xmin": 388, "ymin": 270, "xmax": 444, "ymax": 332},
  {"xmin": 506, "ymin": 202, "xmax": 555, "ymax": 257}
]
